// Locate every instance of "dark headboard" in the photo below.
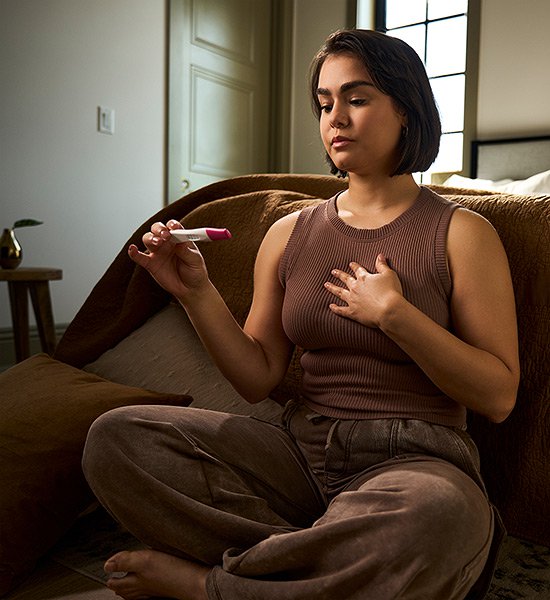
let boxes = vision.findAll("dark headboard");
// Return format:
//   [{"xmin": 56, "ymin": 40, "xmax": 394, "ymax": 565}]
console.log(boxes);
[{"xmin": 470, "ymin": 135, "xmax": 550, "ymax": 180}]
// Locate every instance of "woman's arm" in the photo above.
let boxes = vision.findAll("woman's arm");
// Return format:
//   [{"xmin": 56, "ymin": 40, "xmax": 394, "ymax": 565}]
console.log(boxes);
[
  {"xmin": 325, "ymin": 208, "xmax": 520, "ymax": 422},
  {"xmin": 129, "ymin": 214, "xmax": 299, "ymax": 403},
  {"xmin": 182, "ymin": 214, "xmax": 298, "ymax": 402}
]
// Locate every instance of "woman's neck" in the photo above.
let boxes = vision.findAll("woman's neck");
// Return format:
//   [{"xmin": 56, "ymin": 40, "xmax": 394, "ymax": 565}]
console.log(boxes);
[{"xmin": 336, "ymin": 173, "xmax": 420, "ymax": 229}]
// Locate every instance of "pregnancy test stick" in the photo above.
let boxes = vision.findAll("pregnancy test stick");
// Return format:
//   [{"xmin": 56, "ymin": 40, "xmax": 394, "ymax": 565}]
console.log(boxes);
[{"xmin": 170, "ymin": 227, "xmax": 232, "ymax": 242}]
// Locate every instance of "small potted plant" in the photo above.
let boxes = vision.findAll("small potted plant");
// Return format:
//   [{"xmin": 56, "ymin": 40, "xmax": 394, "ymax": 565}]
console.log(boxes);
[{"xmin": 0, "ymin": 219, "xmax": 43, "ymax": 269}]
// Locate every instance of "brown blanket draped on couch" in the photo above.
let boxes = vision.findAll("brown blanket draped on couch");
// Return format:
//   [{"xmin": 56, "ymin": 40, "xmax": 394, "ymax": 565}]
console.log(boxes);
[{"xmin": 54, "ymin": 173, "xmax": 550, "ymax": 547}]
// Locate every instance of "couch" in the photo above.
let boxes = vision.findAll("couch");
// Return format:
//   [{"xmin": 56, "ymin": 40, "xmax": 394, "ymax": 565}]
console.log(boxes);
[{"xmin": 1, "ymin": 173, "xmax": 548, "ymax": 596}]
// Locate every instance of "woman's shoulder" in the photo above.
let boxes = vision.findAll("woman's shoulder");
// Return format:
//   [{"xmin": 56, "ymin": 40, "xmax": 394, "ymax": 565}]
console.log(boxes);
[
  {"xmin": 422, "ymin": 186, "xmax": 496, "ymax": 237},
  {"xmin": 271, "ymin": 208, "xmax": 302, "ymax": 231},
  {"xmin": 447, "ymin": 203, "xmax": 506, "ymax": 277},
  {"xmin": 266, "ymin": 199, "xmax": 327, "ymax": 241},
  {"xmin": 259, "ymin": 200, "xmax": 328, "ymax": 275},
  {"xmin": 448, "ymin": 203, "xmax": 497, "ymax": 238},
  {"xmin": 260, "ymin": 208, "xmax": 307, "ymax": 259}
]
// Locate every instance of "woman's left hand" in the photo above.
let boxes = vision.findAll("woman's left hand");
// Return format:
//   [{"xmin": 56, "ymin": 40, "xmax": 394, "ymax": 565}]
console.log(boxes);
[{"xmin": 324, "ymin": 254, "xmax": 404, "ymax": 328}]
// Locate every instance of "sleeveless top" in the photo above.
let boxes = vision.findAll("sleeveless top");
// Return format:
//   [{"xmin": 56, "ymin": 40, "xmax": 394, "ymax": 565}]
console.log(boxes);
[{"xmin": 279, "ymin": 186, "xmax": 467, "ymax": 427}]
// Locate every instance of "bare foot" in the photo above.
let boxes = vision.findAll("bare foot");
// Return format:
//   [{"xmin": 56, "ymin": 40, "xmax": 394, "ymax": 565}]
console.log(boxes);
[{"xmin": 104, "ymin": 549, "xmax": 210, "ymax": 600}]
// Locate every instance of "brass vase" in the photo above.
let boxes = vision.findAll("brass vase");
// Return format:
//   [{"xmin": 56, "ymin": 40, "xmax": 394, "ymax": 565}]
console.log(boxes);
[{"xmin": 0, "ymin": 228, "xmax": 22, "ymax": 269}]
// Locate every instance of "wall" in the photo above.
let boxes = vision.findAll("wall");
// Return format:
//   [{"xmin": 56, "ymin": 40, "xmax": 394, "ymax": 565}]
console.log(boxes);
[
  {"xmin": 0, "ymin": 0, "xmax": 166, "ymax": 334},
  {"xmin": 477, "ymin": 0, "xmax": 550, "ymax": 138}
]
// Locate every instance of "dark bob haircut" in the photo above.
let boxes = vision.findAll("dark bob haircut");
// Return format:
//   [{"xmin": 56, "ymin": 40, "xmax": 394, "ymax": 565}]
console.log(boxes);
[{"xmin": 309, "ymin": 29, "xmax": 441, "ymax": 177}]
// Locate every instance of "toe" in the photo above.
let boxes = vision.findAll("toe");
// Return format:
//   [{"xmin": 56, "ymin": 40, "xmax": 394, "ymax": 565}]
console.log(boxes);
[{"xmin": 105, "ymin": 550, "xmax": 135, "ymax": 574}]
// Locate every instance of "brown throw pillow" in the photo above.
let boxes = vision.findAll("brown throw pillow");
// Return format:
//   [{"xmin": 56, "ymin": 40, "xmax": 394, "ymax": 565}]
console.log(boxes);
[{"xmin": 0, "ymin": 354, "xmax": 192, "ymax": 596}]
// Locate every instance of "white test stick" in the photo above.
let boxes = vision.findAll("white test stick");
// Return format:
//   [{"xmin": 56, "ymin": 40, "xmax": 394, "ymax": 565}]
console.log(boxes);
[{"xmin": 170, "ymin": 227, "xmax": 232, "ymax": 242}]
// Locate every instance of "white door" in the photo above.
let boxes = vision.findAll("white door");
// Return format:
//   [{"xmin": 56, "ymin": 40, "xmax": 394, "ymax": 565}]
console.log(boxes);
[{"xmin": 168, "ymin": 0, "xmax": 272, "ymax": 201}]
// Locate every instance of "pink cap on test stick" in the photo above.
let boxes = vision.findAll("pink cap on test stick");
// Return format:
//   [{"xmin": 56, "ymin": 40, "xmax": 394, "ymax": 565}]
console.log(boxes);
[{"xmin": 205, "ymin": 228, "xmax": 232, "ymax": 240}]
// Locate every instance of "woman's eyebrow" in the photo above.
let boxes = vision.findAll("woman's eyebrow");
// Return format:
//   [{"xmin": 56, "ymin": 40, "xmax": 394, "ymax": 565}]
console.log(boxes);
[{"xmin": 316, "ymin": 80, "xmax": 375, "ymax": 96}]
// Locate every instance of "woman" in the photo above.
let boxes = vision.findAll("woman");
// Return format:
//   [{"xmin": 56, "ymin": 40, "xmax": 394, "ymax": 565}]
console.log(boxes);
[{"xmin": 83, "ymin": 29, "xmax": 519, "ymax": 600}]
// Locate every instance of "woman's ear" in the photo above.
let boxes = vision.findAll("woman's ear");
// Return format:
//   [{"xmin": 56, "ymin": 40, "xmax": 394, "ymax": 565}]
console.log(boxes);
[{"xmin": 392, "ymin": 99, "xmax": 408, "ymax": 127}]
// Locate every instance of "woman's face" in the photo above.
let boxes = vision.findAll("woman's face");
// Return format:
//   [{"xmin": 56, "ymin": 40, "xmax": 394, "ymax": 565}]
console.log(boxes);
[{"xmin": 316, "ymin": 53, "xmax": 406, "ymax": 177}]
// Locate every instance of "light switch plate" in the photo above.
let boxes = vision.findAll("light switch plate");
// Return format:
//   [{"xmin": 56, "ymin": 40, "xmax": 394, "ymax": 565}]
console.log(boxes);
[{"xmin": 98, "ymin": 106, "xmax": 115, "ymax": 135}]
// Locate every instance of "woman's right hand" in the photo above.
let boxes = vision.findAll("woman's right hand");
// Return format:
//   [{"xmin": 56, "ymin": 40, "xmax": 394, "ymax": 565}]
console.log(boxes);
[{"xmin": 128, "ymin": 219, "xmax": 209, "ymax": 303}]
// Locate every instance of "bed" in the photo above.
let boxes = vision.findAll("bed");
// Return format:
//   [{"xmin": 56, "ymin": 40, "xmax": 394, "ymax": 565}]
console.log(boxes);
[
  {"xmin": 471, "ymin": 134, "xmax": 550, "ymax": 180},
  {"xmin": 443, "ymin": 134, "xmax": 550, "ymax": 194}
]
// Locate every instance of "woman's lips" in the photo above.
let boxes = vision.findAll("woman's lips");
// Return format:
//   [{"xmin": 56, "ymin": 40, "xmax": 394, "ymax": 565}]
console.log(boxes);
[{"xmin": 331, "ymin": 136, "xmax": 352, "ymax": 148}]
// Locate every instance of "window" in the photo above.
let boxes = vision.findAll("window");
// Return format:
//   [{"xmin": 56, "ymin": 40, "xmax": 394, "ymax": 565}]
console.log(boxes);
[{"xmin": 360, "ymin": 0, "xmax": 474, "ymax": 179}]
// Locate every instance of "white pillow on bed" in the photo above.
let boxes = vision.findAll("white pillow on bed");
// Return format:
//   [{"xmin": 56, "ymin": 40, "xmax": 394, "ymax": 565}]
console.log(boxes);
[
  {"xmin": 497, "ymin": 169, "xmax": 550, "ymax": 194},
  {"xmin": 443, "ymin": 174, "xmax": 512, "ymax": 191},
  {"xmin": 444, "ymin": 169, "xmax": 550, "ymax": 194}
]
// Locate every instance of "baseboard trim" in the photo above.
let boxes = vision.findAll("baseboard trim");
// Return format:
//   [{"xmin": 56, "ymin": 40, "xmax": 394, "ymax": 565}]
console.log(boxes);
[{"xmin": 0, "ymin": 324, "xmax": 67, "ymax": 371}]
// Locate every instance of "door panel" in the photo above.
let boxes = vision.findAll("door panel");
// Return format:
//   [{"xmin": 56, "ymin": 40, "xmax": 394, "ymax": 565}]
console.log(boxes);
[
  {"xmin": 193, "ymin": 0, "xmax": 255, "ymax": 63},
  {"xmin": 169, "ymin": 0, "xmax": 271, "ymax": 200},
  {"xmin": 190, "ymin": 68, "xmax": 254, "ymax": 177}
]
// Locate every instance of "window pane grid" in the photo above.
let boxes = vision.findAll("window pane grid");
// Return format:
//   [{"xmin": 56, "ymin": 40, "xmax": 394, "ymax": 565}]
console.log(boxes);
[
  {"xmin": 430, "ymin": 71, "xmax": 467, "ymax": 80},
  {"xmin": 386, "ymin": 12, "xmax": 467, "ymax": 32}
]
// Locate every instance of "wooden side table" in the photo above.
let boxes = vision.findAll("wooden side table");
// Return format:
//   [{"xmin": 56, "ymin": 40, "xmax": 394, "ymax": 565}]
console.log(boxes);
[{"xmin": 0, "ymin": 267, "xmax": 63, "ymax": 362}]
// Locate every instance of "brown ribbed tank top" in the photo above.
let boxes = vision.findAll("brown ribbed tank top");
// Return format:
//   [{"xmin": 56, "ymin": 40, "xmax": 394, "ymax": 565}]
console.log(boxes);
[{"xmin": 279, "ymin": 186, "xmax": 466, "ymax": 427}]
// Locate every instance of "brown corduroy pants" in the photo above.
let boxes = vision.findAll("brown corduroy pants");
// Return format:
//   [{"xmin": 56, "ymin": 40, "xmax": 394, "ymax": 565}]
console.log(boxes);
[{"xmin": 83, "ymin": 401, "xmax": 496, "ymax": 600}]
